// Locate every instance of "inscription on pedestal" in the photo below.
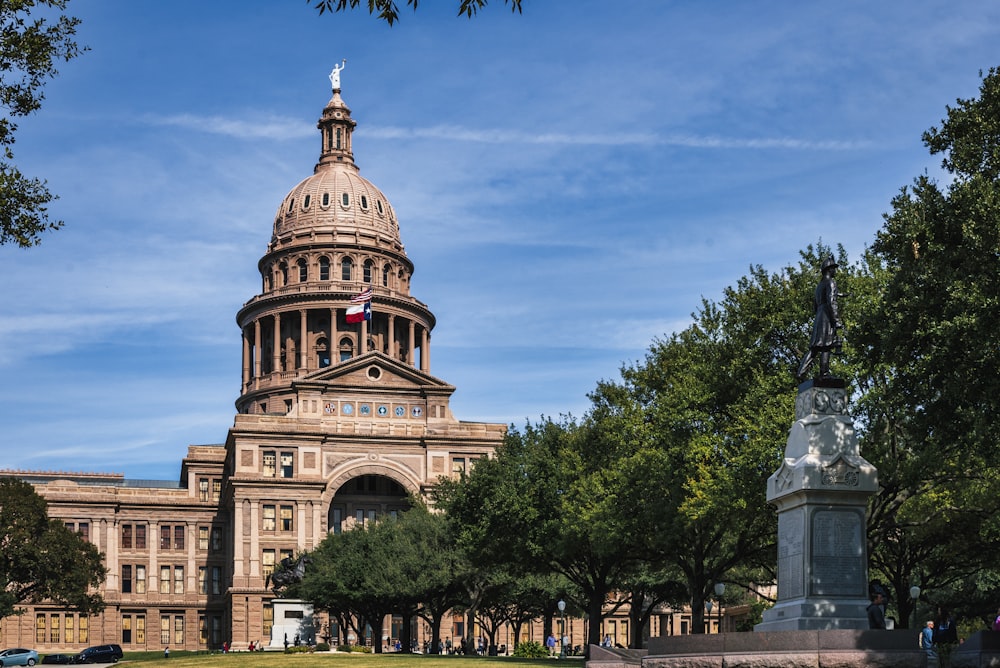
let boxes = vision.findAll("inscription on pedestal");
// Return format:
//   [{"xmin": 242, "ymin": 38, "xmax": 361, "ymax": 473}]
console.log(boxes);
[
  {"xmin": 810, "ymin": 509, "xmax": 864, "ymax": 597},
  {"xmin": 777, "ymin": 508, "xmax": 804, "ymax": 599}
]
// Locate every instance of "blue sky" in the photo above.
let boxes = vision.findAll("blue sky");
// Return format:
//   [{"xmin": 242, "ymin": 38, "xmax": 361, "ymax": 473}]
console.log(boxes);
[{"xmin": 1, "ymin": 0, "xmax": 997, "ymax": 479}]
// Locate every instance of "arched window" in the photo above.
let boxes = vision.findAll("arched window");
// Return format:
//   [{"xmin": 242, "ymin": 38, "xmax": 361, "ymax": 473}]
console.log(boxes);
[
  {"xmin": 360, "ymin": 195, "xmax": 369, "ymax": 210},
  {"xmin": 319, "ymin": 257, "xmax": 330, "ymax": 281},
  {"xmin": 341, "ymin": 193, "xmax": 350, "ymax": 207},
  {"xmin": 382, "ymin": 264, "xmax": 390, "ymax": 288},
  {"xmin": 376, "ymin": 199, "xmax": 384, "ymax": 215},
  {"xmin": 297, "ymin": 259, "xmax": 307, "ymax": 283},
  {"xmin": 279, "ymin": 263, "xmax": 288, "ymax": 287},
  {"xmin": 363, "ymin": 259, "xmax": 374, "ymax": 284},
  {"xmin": 336, "ymin": 128, "xmax": 342, "ymax": 149},
  {"xmin": 339, "ymin": 337, "xmax": 354, "ymax": 362},
  {"xmin": 322, "ymin": 193, "xmax": 330, "ymax": 207},
  {"xmin": 316, "ymin": 337, "xmax": 330, "ymax": 368},
  {"xmin": 341, "ymin": 257, "xmax": 353, "ymax": 281},
  {"xmin": 287, "ymin": 198, "xmax": 294, "ymax": 213}
]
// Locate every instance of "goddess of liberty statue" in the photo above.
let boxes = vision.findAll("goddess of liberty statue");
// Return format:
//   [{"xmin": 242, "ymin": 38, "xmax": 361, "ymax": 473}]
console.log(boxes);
[{"xmin": 329, "ymin": 59, "xmax": 347, "ymax": 90}]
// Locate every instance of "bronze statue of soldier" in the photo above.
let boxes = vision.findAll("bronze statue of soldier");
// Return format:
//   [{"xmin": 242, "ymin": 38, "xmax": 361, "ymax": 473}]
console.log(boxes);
[{"xmin": 797, "ymin": 256, "xmax": 843, "ymax": 381}]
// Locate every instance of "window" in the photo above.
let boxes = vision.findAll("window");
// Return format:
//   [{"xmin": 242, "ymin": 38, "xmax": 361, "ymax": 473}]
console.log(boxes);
[
  {"xmin": 136, "ymin": 565, "xmax": 146, "ymax": 594},
  {"xmin": 262, "ymin": 549, "xmax": 276, "ymax": 580},
  {"xmin": 319, "ymin": 257, "xmax": 330, "ymax": 281},
  {"xmin": 360, "ymin": 194, "xmax": 369, "ymax": 210},
  {"xmin": 263, "ymin": 451, "xmax": 276, "ymax": 477},
  {"xmin": 376, "ymin": 199, "xmax": 384, "ymax": 215},
  {"xmin": 160, "ymin": 617, "xmax": 170, "ymax": 645},
  {"xmin": 122, "ymin": 614, "xmax": 132, "ymax": 644},
  {"xmin": 174, "ymin": 525, "xmax": 185, "ymax": 550},
  {"xmin": 136, "ymin": 524, "xmax": 146, "ymax": 549},
  {"xmin": 341, "ymin": 192, "xmax": 350, "ymax": 206},
  {"xmin": 122, "ymin": 565, "xmax": 133, "ymax": 593},
  {"xmin": 303, "ymin": 194, "xmax": 311, "ymax": 209},
  {"xmin": 331, "ymin": 508, "xmax": 342, "ymax": 534},
  {"xmin": 200, "ymin": 615, "xmax": 207, "ymax": 645},
  {"xmin": 199, "ymin": 567, "xmax": 207, "ymax": 594},
  {"xmin": 341, "ymin": 257, "xmax": 353, "ymax": 281},
  {"xmin": 136, "ymin": 614, "xmax": 146, "ymax": 644},
  {"xmin": 263, "ymin": 505, "xmax": 276, "ymax": 531},
  {"xmin": 280, "ymin": 548, "xmax": 293, "ymax": 563},
  {"xmin": 199, "ymin": 478, "xmax": 209, "ymax": 501},
  {"xmin": 211, "ymin": 526, "xmax": 223, "ymax": 551},
  {"xmin": 160, "ymin": 526, "xmax": 171, "ymax": 550},
  {"xmin": 199, "ymin": 526, "xmax": 209, "ymax": 550},
  {"xmin": 363, "ymin": 259, "xmax": 374, "ymax": 283},
  {"xmin": 280, "ymin": 505, "xmax": 293, "ymax": 531},
  {"xmin": 36, "ymin": 614, "xmax": 45, "ymax": 644},
  {"xmin": 50, "ymin": 614, "xmax": 59, "ymax": 643},
  {"xmin": 122, "ymin": 524, "xmax": 133, "ymax": 549},
  {"xmin": 65, "ymin": 615, "xmax": 75, "ymax": 644},
  {"xmin": 263, "ymin": 606, "xmax": 273, "ymax": 643},
  {"xmin": 280, "ymin": 452, "xmax": 294, "ymax": 478},
  {"xmin": 212, "ymin": 566, "xmax": 222, "ymax": 595},
  {"xmin": 298, "ymin": 258, "xmax": 307, "ymax": 283},
  {"xmin": 80, "ymin": 616, "xmax": 88, "ymax": 644},
  {"xmin": 213, "ymin": 480, "xmax": 221, "ymax": 502},
  {"xmin": 382, "ymin": 264, "xmax": 390, "ymax": 287},
  {"xmin": 77, "ymin": 522, "xmax": 90, "ymax": 542},
  {"xmin": 160, "ymin": 566, "xmax": 171, "ymax": 594},
  {"xmin": 322, "ymin": 192, "xmax": 330, "ymax": 207},
  {"xmin": 174, "ymin": 566, "xmax": 184, "ymax": 594},
  {"xmin": 452, "ymin": 457, "xmax": 467, "ymax": 477}
]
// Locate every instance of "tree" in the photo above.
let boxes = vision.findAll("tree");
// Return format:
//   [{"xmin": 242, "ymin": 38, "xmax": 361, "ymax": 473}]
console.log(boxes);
[
  {"xmin": 0, "ymin": 0, "xmax": 86, "ymax": 247},
  {"xmin": 0, "ymin": 478, "xmax": 106, "ymax": 620},
  {"xmin": 851, "ymin": 67, "xmax": 1000, "ymax": 627},
  {"xmin": 311, "ymin": 0, "xmax": 523, "ymax": 25}
]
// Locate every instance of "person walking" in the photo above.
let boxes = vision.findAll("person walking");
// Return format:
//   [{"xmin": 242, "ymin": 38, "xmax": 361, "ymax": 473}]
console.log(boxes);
[
  {"xmin": 867, "ymin": 592, "xmax": 886, "ymax": 629},
  {"xmin": 920, "ymin": 620, "xmax": 936, "ymax": 663}
]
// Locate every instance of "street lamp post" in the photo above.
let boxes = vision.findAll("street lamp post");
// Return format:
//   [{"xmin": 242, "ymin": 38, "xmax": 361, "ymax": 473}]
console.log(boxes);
[
  {"xmin": 714, "ymin": 582, "xmax": 726, "ymax": 633},
  {"xmin": 705, "ymin": 600, "xmax": 714, "ymax": 634},
  {"xmin": 557, "ymin": 599, "xmax": 566, "ymax": 658},
  {"xmin": 910, "ymin": 585, "xmax": 921, "ymax": 630}
]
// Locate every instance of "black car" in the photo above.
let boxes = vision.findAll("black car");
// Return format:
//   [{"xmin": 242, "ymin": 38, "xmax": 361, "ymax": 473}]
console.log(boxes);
[
  {"xmin": 40, "ymin": 655, "xmax": 73, "ymax": 665},
  {"xmin": 73, "ymin": 646, "xmax": 122, "ymax": 664}
]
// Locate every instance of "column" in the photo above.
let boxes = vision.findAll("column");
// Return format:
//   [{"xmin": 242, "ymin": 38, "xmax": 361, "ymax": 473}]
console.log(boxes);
[
  {"xmin": 361, "ymin": 316, "xmax": 368, "ymax": 354},
  {"xmin": 408, "ymin": 321, "xmax": 416, "ymax": 368},
  {"xmin": 253, "ymin": 320, "xmax": 262, "ymax": 389},
  {"xmin": 299, "ymin": 309, "xmax": 308, "ymax": 370},
  {"xmin": 388, "ymin": 314, "xmax": 396, "ymax": 360},
  {"xmin": 233, "ymin": 500, "xmax": 245, "ymax": 578},
  {"xmin": 249, "ymin": 501, "xmax": 260, "ymax": 578},
  {"xmin": 330, "ymin": 307, "xmax": 338, "ymax": 364},
  {"xmin": 421, "ymin": 328, "xmax": 430, "ymax": 372},
  {"xmin": 297, "ymin": 503, "xmax": 307, "ymax": 549},
  {"xmin": 242, "ymin": 327, "xmax": 251, "ymax": 388},
  {"xmin": 272, "ymin": 313, "xmax": 281, "ymax": 372}
]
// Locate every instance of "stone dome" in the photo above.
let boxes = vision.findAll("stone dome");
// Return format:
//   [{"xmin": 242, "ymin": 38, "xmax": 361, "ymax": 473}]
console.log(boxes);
[{"xmin": 269, "ymin": 90, "xmax": 402, "ymax": 251}]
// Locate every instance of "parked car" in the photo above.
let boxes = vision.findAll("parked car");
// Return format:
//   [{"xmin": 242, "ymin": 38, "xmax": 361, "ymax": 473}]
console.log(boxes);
[
  {"xmin": 40, "ymin": 655, "xmax": 73, "ymax": 665},
  {"xmin": 0, "ymin": 649, "xmax": 39, "ymax": 667},
  {"xmin": 73, "ymin": 646, "xmax": 121, "ymax": 664}
]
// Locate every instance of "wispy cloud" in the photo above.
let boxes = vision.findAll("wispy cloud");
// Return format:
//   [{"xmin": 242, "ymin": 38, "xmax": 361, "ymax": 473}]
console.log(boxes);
[{"xmin": 141, "ymin": 113, "xmax": 313, "ymax": 140}]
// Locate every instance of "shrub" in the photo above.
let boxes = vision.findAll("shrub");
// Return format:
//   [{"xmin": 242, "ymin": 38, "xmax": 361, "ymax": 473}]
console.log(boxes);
[
  {"xmin": 512, "ymin": 640, "xmax": 549, "ymax": 658},
  {"xmin": 314, "ymin": 642, "xmax": 330, "ymax": 652}
]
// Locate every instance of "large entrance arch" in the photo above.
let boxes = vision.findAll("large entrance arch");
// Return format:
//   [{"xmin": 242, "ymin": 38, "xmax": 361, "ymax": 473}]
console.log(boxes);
[{"xmin": 326, "ymin": 472, "xmax": 415, "ymax": 533}]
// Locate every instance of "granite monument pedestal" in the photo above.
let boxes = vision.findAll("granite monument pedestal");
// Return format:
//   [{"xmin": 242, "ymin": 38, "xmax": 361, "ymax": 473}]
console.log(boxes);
[{"xmin": 266, "ymin": 599, "xmax": 316, "ymax": 650}]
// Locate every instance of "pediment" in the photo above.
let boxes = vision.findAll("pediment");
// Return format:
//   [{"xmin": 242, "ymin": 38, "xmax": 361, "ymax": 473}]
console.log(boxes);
[{"xmin": 292, "ymin": 351, "xmax": 455, "ymax": 397}]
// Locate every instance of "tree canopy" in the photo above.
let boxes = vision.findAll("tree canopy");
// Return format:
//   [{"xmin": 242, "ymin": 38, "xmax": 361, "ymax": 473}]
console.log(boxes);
[
  {"xmin": 0, "ymin": 478, "xmax": 106, "ymax": 620},
  {"xmin": 0, "ymin": 0, "xmax": 86, "ymax": 247},
  {"xmin": 311, "ymin": 0, "xmax": 523, "ymax": 25}
]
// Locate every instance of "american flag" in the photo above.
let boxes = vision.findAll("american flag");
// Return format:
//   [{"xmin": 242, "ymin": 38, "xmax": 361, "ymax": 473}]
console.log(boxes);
[{"xmin": 350, "ymin": 288, "xmax": 373, "ymax": 303}]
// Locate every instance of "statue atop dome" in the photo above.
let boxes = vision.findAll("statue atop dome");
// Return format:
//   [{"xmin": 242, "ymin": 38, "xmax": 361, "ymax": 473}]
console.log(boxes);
[{"xmin": 329, "ymin": 59, "xmax": 347, "ymax": 91}]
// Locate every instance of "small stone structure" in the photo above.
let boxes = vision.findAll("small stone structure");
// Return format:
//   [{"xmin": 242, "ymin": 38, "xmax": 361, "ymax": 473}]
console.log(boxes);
[
  {"xmin": 755, "ymin": 377, "xmax": 878, "ymax": 631},
  {"xmin": 266, "ymin": 599, "xmax": 316, "ymax": 650}
]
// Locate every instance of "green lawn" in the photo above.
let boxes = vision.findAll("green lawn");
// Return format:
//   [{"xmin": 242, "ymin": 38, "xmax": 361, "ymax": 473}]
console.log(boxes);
[{"xmin": 121, "ymin": 652, "xmax": 585, "ymax": 668}]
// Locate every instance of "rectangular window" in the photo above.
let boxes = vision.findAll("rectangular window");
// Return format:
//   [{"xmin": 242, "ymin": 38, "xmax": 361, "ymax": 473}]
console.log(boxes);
[
  {"xmin": 368, "ymin": 509, "xmax": 376, "ymax": 524},
  {"xmin": 211, "ymin": 616, "xmax": 222, "ymax": 646},
  {"xmin": 174, "ymin": 566, "xmax": 184, "ymax": 594},
  {"xmin": 122, "ymin": 524, "xmax": 133, "ymax": 549},
  {"xmin": 199, "ymin": 478, "xmax": 209, "ymax": 501},
  {"xmin": 263, "ymin": 606, "xmax": 273, "ymax": 642},
  {"xmin": 174, "ymin": 616, "xmax": 184, "ymax": 645},
  {"xmin": 263, "ymin": 505, "xmax": 276, "ymax": 531},
  {"xmin": 212, "ymin": 480, "xmax": 221, "ymax": 502},
  {"xmin": 262, "ymin": 549, "xmax": 275, "ymax": 581},
  {"xmin": 174, "ymin": 525, "xmax": 185, "ymax": 550},
  {"xmin": 199, "ymin": 566, "xmax": 207, "ymax": 594},
  {"xmin": 160, "ymin": 617, "xmax": 170, "ymax": 645},
  {"xmin": 136, "ymin": 565, "xmax": 146, "ymax": 594},
  {"xmin": 80, "ymin": 616, "xmax": 88, "ymax": 644},
  {"xmin": 211, "ymin": 527, "xmax": 223, "ymax": 551},
  {"xmin": 136, "ymin": 524, "xmax": 146, "ymax": 549},
  {"xmin": 50, "ymin": 614, "xmax": 60, "ymax": 643},
  {"xmin": 66, "ymin": 615, "xmax": 76, "ymax": 644},
  {"xmin": 356, "ymin": 509, "xmax": 364, "ymax": 527},
  {"xmin": 452, "ymin": 457, "xmax": 466, "ymax": 477},
  {"xmin": 199, "ymin": 615, "xmax": 207, "ymax": 645},
  {"xmin": 160, "ymin": 566, "xmax": 171, "ymax": 594},
  {"xmin": 199, "ymin": 526, "xmax": 209, "ymax": 550},
  {"xmin": 280, "ymin": 452, "xmax": 294, "ymax": 478},
  {"xmin": 136, "ymin": 614, "xmax": 146, "ymax": 644},
  {"xmin": 78, "ymin": 522, "xmax": 90, "ymax": 542},
  {"xmin": 160, "ymin": 526, "xmax": 171, "ymax": 550},
  {"xmin": 331, "ymin": 508, "xmax": 342, "ymax": 534},
  {"xmin": 279, "ymin": 548, "xmax": 293, "ymax": 563},
  {"xmin": 122, "ymin": 614, "xmax": 132, "ymax": 644},
  {"xmin": 122, "ymin": 565, "xmax": 133, "ymax": 593},
  {"xmin": 36, "ymin": 614, "xmax": 45, "ymax": 645},
  {"xmin": 212, "ymin": 566, "xmax": 222, "ymax": 595},
  {"xmin": 263, "ymin": 451, "xmax": 276, "ymax": 477},
  {"xmin": 280, "ymin": 505, "xmax": 293, "ymax": 531}
]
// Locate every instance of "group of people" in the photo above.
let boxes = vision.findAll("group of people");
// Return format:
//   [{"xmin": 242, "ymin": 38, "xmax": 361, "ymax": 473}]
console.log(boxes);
[{"xmin": 867, "ymin": 586, "xmax": 965, "ymax": 660}]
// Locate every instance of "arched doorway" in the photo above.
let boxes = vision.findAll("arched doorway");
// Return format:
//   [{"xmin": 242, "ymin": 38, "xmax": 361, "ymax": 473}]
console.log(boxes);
[{"xmin": 327, "ymin": 473, "xmax": 412, "ymax": 533}]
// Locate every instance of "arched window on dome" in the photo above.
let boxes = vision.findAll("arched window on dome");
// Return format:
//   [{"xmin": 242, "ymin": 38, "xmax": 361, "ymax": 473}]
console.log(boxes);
[
  {"xmin": 341, "ymin": 257, "xmax": 353, "ymax": 281},
  {"xmin": 363, "ymin": 259, "xmax": 374, "ymax": 284},
  {"xmin": 303, "ymin": 194, "xmax": 311, "ymax": 210},
  {"xmin": 360, "ymin": 195, "xmax": 369, "ymax": 211},
  {"xmin": 382, "ymin": 264, "xmax": 390, "ymax": 288},
  {"xmin": 321, "ymin": 193, "xmax": 330, "ymax": 208},
  {"xmin": 297, "ymin": 258, "xmax": 307, "ymax": 283},
  {"xmin": 279, "ymin": 263, "xmax": 289, "ymax": 287},
  {"xmin": 287, "ymin": 198, "xmax": 294, "ymax": 213},
  {"xmin": 339, "ymin": 337, "xmax": 354, "ymax": 362},
  {"xmin": 376, "ymin": 199, "xmax": 384, "ymax": 216},
  {"xmin": 319, "ymin": 257, "xmax": 330, "ymax": 281},
  {"xmin": 316, "ymin": 337, "xmax": 330, "ymax": 368},
  {"xmin": 341, "ymin": 193, "xmax": 350, "ymax": 207},
  {"xmin": 336, "ymin": 128, "xmax": 342, "ymax": 150}
]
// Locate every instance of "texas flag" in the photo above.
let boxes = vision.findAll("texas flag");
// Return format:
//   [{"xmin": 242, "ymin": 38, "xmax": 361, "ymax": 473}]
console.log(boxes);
[{"xmin": 346, "ymin": 301, "xmax": 371, "ymax": 324}]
